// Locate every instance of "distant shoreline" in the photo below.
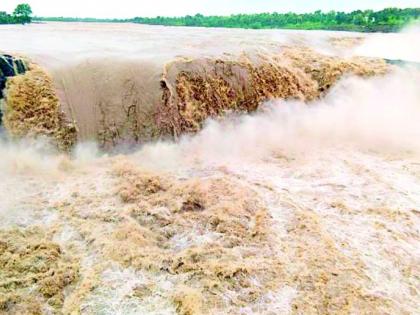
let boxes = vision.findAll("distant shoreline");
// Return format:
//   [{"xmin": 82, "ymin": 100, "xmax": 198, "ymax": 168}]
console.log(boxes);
[{"xmin": 30, "ymin": 8, "xmax": 419, "ymax": 33}]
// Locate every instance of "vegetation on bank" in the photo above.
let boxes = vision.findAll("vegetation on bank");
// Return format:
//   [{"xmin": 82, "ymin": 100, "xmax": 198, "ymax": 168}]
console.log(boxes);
[
  {"xmin": 132, "ymin": 8, "xmax": 419, "ymax": 32},
  {"xmin": 0, "ymin": 3, "xmax": 32, "ymax": 24},
  {"xmin": 2, "ymin": 5, "xmax": 419, "ymax": 32},
  {"xmin": 33, "ymin": 8, "xmax": 420, "ymax": 32}
]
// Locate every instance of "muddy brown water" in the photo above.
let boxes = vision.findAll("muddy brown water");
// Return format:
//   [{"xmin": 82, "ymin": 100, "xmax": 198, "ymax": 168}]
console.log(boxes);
[
  {"xmin": 0, "ymin": 22, "xmax": 388, "ymax": 148},
  {"xmin": 0, "ymin": 22, "xmax": 419, "ymax": 315}
]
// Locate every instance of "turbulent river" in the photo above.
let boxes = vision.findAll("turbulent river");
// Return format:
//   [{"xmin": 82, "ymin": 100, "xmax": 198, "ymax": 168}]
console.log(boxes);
[{"xmin": 0, "ymin": 22, "xmax": 419, "ymax": 315}]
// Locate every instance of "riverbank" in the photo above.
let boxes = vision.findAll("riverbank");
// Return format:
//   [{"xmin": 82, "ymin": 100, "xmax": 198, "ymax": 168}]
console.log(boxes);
[{"xmin": 31, "ymin": 8, "xmax": 420, "ymax": 33}]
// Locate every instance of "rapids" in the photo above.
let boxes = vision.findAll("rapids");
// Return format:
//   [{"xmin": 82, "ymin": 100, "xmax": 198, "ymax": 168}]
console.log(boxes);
[
  {"xmin": 0, "ymin": 22, "xmax": 419, "ymax": 315},
  {"xmin": 0, "ymin": 22, "xmax": 388, "ymax": 149}
]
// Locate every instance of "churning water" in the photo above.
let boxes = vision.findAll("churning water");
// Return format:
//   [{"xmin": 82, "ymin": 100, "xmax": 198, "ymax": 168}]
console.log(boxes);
[{"xmin": 0, "ymin": 22, "xmax": 419, "ymax": 315}]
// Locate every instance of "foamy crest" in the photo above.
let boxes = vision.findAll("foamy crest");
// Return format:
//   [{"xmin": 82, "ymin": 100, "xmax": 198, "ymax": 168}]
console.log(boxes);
[
  {"xmin": 137, "ymin": 67, "xmax": 420, "ymax": 170},
  {"xmin": 1, "ymin": 25, "xmax": 419, "ymax": 315}
]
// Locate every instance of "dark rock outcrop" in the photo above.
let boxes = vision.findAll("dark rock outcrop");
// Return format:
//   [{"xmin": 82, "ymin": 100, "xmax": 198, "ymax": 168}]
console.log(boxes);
[{"xmin": 0, "ymin": 54, "xmax": 28, "ymax": 122}]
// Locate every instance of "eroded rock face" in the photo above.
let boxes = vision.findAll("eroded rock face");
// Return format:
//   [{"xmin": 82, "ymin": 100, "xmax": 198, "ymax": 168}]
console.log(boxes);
[
  {"xmin": 0, "ymin": 54, "xmax": 28, "ymax": 122},
  {"xmin": 0, "ymin": 54, "xmax": 27, "ymax": 96}
]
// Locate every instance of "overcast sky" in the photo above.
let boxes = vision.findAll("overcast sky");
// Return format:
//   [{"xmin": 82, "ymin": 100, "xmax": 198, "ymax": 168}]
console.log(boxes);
[{"xmin": 2, "ymin": 0, "xmax": 420, "ymax": 18}]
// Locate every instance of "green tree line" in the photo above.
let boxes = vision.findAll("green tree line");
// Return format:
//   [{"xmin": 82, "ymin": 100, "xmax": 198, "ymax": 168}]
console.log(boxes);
[
  {"xmin": 23, "ymin": 7, "xmax": 420, "ymax": 33},
  {"xmin": 0, "ymin": 3, "xmax": 32, "ymax": 24},
  {"xmin": 132, "ymin": 8, "xmax": 419, "ymax": 32}
]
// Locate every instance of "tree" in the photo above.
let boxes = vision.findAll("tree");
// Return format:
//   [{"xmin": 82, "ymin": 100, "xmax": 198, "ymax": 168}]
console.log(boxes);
[
  {"xmin": 0, "ymin": 11, "xmax": 12, "ymax": 24},
  {"xmin": 13, "ymin": 3, "xmax": 32, "ymax": 24},
  {"xmin": 130, "ymin": 8, "xmax": 420, "ymax": 32}
]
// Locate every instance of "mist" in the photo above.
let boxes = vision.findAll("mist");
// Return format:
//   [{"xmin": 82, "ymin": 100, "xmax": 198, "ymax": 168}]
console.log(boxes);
[{"xmin": 0, "ymin": 22, "xmax": 419, "ymax": 315}]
